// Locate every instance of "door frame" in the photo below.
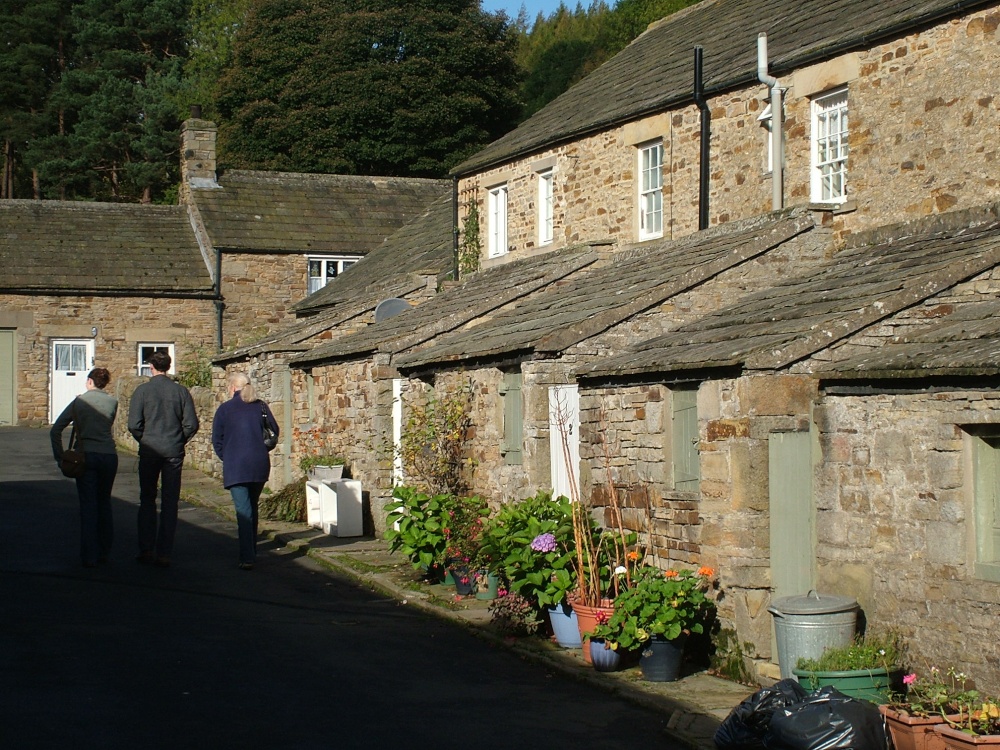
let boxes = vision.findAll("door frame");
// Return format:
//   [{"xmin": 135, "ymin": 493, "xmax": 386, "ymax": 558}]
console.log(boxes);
[{"xmin": 49, "ymin": 338, "xmax": 94, "ymax": 423}]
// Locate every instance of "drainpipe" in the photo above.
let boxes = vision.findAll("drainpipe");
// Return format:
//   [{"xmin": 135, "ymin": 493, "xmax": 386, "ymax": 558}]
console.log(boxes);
[
  {"xmin": 692, "ymin": 46, "xmax": 710, "ymax": 231},
  {"xmin": 214, "ymin": 250, "xmax": 224, "ymax": 351},
  {"xmin": 452, "ymin": 175, "xmax": 460, "ymax": 279},
  {"xmin": 757, "ymin": 32, "xmax": 784, "ymax": 211}
]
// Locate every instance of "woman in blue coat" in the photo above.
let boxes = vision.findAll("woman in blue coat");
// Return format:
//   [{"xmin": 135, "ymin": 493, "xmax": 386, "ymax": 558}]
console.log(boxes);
[{"xmin": 211, "ymin": 373, "xmax": 278, "ymax": 570}]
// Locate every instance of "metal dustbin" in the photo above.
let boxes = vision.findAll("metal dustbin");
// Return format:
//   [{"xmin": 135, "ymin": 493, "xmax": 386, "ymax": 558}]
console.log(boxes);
[{"xmin": 769, "ymin": 590, "xmax": 858, "ymax": 679}]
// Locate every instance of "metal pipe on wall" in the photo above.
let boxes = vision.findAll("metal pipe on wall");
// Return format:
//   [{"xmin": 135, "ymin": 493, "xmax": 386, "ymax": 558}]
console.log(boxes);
[{"xmin": 693, "ymin": 46, "xmax": 711, "ymax": 231}]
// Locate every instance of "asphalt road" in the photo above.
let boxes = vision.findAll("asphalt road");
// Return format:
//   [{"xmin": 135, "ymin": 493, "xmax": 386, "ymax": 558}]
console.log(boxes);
[{"xmin": 1, "ymin": 426, "xmax": 682, "ymax": 750}]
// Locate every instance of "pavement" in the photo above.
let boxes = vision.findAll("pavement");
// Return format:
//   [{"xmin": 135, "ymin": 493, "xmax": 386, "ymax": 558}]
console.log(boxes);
[{"xmin": 178, "ymin": 464, "xmax": 756, "ymax": 750}]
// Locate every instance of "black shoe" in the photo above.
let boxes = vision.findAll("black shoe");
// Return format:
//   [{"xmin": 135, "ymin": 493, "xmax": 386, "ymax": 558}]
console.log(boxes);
[
  {"xmin": 136, "ymin": 553, "xmax": 155, "ymax": 565},
  {"xmin": 154, "ymin": 557, "xmax": 171, "ymax": 568},
  {"xmin": 238, "ymin": 562, "xmax": 254, "ymax": 571},
  {"xmin": 82, "ymin": 561, "xmax": 97, "ymax": 568}
]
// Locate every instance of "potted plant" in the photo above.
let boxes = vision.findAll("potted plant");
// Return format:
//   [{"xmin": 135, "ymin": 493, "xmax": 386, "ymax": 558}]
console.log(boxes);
[
  {"xmin": 479, "ymin": 492, "xmax": 585, "ymax": 646},
  {"xmin": 793, "ymin": 629, "xmax": 906, "ymax": 703},
  {"xmin": 383, "ymin": 486, "xmax": 457, "ymax": 577},
  {"xmin": 588, "ymin": 565, "xmax": 716, "ymax": 681},
  {"xmin": 442, "ymin": 494, "xmax": 489, "ymax": 596},
  {"xmin": 300, "ymin": 454, "xmax": 347, "ymax": 481},
  {"xmin": 882, "ymin": 667, "xmax": 975, "ymax": 750},
  {"xmin": 935, "ymin": 698, "xmax": 1000, "ymax": 749}
]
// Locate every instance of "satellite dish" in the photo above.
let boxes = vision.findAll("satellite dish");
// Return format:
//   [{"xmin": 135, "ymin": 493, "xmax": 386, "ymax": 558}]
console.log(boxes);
[{"xmin": 374, "ymin": 298, "xmax": 412, "ymax": 322}]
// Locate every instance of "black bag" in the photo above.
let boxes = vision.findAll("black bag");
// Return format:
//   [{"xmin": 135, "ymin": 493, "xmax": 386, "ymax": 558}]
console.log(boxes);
[
  {"xmin": 60, "ymin": 422, "xmax": 87, "ymax": 478},
  {"xmin": 764, "ymin": 687, "xmax": 887, "ymax": 750},
  {"xmin": 715, "ymin": 679, "xmax": 809, "ymax": 750},
  {"xmin": 261, "ymin": 404, "xmax": 278, "ymax": 450}
]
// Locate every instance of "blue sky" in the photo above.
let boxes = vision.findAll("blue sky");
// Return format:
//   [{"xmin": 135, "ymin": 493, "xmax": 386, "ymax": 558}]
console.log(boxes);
[{"xmin": 481, "ymin": 0, "xmax": 577, "ymax": 23}]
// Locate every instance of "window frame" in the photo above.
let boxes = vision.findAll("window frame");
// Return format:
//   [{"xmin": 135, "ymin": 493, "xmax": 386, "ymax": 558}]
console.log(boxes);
[
  {"xmin": 971, "ymin": 430, "xmax": 1000, "ymax": 582},
  {"xmin": 307, "ymin": 255, "xmax": 359, "ymax": 294},
  {"xmin": 811, "ymin": 87, "xmax": 849, "ymax": 204},
  {"xmin": 487, "ymin": 183, "xmax": 509, "ymax": 258},
  {"xmin": 137, "ymin": 343, "xmax": 175, "ymax": 376},
  {"xmin": 638, "ymin": 140, "xmax": 664, "ymax": 240},
  {"xmin": 537, "ymin": 168, "xmax": 554, "ymax": 247}
]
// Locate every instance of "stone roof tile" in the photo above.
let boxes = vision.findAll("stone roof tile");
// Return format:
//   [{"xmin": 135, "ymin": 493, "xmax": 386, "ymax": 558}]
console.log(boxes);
[
  {"xmin": 581, "ymin": 203, "xmax": 1000, "ymax": 380},
  {"xmin": 394, "ymin": 206, "xmax": 815, "ymax": 370},
  {"xmin": 0, "ymin": 200, "xmax": 213, "ymax": 295},
  {"xmin": 192, "ymin": 170, "xmax": 448, "ymax": 254},
  {"xmin": 454, "ymin": 0, "xmax": 996, "ymax": 174}
]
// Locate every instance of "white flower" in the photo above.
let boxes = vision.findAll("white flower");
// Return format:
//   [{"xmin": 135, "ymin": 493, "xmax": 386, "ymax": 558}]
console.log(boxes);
[{"xmin": 614, "ymin": 566, "xmax": 627, "ymax": 575}]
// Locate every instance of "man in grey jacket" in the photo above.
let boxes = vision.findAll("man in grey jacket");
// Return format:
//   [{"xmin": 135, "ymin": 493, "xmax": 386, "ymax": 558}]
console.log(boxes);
[{"xmin": 128, "ymin": 351, "xmax": 199, "ymax": 567}]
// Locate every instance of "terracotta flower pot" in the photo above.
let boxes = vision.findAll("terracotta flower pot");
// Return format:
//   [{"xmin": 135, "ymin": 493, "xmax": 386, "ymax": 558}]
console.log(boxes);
[
  {"xmin": 879, "ymin": 705, "xmax": 958, "ymax": 750},
  {"xmin": 570, "ymin": 598, "xmax": 614, "ymax": 665},
  {"xmin": 933, "ymin": 724, "xmax": 1000, "ymax": 750}
]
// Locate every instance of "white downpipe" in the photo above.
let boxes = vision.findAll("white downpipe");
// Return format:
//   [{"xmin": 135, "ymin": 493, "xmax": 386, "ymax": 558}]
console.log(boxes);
[{"xmin": 757, "ymin": 32, "xmax": 783, "ymax": 211}]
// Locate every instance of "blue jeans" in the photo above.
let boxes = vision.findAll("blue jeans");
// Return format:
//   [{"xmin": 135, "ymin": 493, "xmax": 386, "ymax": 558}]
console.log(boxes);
[
  {"xmin": 137, "ymin": 453, "xmax": 184, "ymax": 559},
  {"xmin": 230, "ymin": 483, "xmax": 264, "ymax": 565},
  {"xmin": 76, "ymin": 452, "xmax": 118, "ymax": 565}
]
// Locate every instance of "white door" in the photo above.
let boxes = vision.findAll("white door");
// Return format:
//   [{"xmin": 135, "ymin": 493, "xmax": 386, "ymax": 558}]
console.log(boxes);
[
  {"xmin": 548, "ymin": 384, "xmax": 580, "ymax": 502},
  {"xmin": 50, "ymin": 339, "xmax": 93, "ymax": 423}
]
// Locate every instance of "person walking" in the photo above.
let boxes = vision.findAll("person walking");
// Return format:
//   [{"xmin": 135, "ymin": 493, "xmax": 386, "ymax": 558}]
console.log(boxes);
[
  {"xmin": 50, "ymin": 368, "xmax": 120, "ymax": 568},
  {"xmin": 211, "ymin": 372, "xmax": 278, "ymax": 570},
  {"xmin": 127, "ymin": 351, "xmax": 199, "ymax": 567}
]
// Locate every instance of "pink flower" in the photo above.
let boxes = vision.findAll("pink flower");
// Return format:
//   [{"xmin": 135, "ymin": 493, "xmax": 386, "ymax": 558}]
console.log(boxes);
[{"xmin": 903, "ymin": 673, "xmax": 917, "ymax": 685}]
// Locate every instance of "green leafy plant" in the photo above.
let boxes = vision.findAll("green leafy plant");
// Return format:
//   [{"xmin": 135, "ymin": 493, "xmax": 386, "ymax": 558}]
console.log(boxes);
[
  {"xmin": 397, "ymin": 383, "xmax": 475, "ymax": 496},
  {"xmin": 259, "ymin": 477, "xmax": 306, "ymax": 522},
  {"xmin": 383, "ymin": 486, "xmax": 457, "ymax": 571},
  {"xmin": 488, "ymin": 590, "xmax": 543, "ymax": 637},
  {"xmin": 299, "ymin": 454, "xmax": 347, "ymax": 473},
  {"xmin": 589, "ymin": 566, "xmax": 716, "ymax": 651},
  {"xmin": 796, "ymin": 628, "xmax": 905, "ymax": 672},
  {"xmin": 948, "ymin": 699, "xmax": 1000, "ymax": 736},
  {"xmin": 480, "ymin": 491, "xmax": 588, "ymax": 610},
  {"xmin": 711, "ymin": 628, "xmax": 757, "ymax": 686},
  {"xmin": 176, "ymin": 345, "xmax": 213, "ymax": 389},
  {"xmin": 458, "ymin": 201, "xmax": 481, "ymax": 277},
  {"xmin": 891, "ymin": 666, "xmax": 978, "ymax": 718},
  {"xmin": 443, "ymin": 494, "xmax": 489, "ymax": 568}
]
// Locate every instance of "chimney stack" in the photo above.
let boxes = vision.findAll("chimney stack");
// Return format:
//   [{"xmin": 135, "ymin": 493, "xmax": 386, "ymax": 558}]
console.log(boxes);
[{"xmin": 179, "ymin": 108, "xmax": 219, "ymax": 204}]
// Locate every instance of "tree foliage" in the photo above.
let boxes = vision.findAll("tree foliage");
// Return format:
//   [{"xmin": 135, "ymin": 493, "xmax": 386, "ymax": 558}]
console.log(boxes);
[{"xmin": 216, "ymin": 0, "xmax": 522, "ymax": 177}]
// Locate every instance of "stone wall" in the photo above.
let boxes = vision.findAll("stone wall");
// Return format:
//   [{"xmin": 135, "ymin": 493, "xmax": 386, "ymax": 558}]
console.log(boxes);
[
  {"xmin": 220, "ymin": 253, "xmax": 313, "ymax": 350},
  {"xmin": 0, "ymin": 293, "xmax": 216, "ymax": 426},
  {"xmin": 814, "ymin": 389, "xmax": 1000, "ymax": 692},
  {"xmin": 460, "ymin": 5, "xmax": 1000, "ymax": 260}
]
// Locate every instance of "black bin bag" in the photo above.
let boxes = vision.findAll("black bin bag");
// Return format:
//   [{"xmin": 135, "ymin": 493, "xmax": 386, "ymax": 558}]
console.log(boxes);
[
  {"xmin": 715, "ymin": 679, "xmax": 809, "ymax": 750},
  {"xmin": 764, "ymin": 687, "xmax": 888, "ymax": 750}
]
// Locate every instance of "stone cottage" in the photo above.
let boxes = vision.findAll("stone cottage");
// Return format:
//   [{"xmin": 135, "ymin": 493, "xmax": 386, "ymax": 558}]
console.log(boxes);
[
  {"xmin": 452, "ymin": 0, "xmax": 1000, "ymax": 259},
  {"xmin": 0, "ymin": 116, "xmax": 447, "ymax": 428},
  {"xmin": 576, "ymin": 202, "xmax": 1000, "ymax": 686}
]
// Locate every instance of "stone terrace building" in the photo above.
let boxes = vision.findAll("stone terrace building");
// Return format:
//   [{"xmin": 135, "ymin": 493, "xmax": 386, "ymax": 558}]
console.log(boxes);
[
  {"xmin": 0, "ymin": 201, "xmax": 216, "ymax": 425},
  {"xmin": 578, "ymin": 203, "xmax": 1000, "ymax": 686},
  {"xmin": 452, "ymin": 0, "xmax": 1000, "ymax": 263},
  {"xmin": 0, "ymin": 118, "xmax": 446, "ymax": 428}
]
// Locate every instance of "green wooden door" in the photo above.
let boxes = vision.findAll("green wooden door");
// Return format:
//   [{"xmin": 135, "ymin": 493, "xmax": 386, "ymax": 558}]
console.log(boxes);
[
  {"xmin": 672, "ymin": 388, "xmax": 699, "ymax": 491},
  {"xmin": 769, "ymin": 430, "xmax": 815, "ymax": 599},
  {"xmin": 0, "ymin": 330, "xmax": 13, "ymax": 425}
]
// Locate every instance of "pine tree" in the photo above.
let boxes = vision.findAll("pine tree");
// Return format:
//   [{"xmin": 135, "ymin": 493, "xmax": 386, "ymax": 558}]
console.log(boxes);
[{"xmin": 216, "ymin": 0, "xmax": 522, "ymax": 177}]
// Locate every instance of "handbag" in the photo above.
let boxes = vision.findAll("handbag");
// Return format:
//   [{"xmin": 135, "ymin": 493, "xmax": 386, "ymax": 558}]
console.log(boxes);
[
  {"xmin": 60, "ymin": 420, "xmax": 87, "ymax": 478},
  {"xmin": 261, "ymin": 403, "xmax": 278, "ymax": 450}
]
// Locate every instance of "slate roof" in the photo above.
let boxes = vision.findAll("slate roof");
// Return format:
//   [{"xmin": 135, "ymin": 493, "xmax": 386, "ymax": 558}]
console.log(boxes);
[
  {"xmin": 393, "ymin": 207, "xmax": 815, "ymax": 371},
  {"xmin": 579, "ymin": 203, "xmax": 1000, "ymax": 381},
  {"xmin": 0, "ymin": 200, "xmax": 214, "ymax": 296},
  {"xmin": 817, "ymin": 300, "xmax": 1000, "ymax": 379},
  {"xmin": 454, "ymin": 0, "xmax": 997, "ymax": 175},
  {"xmin": 191, "ymin": 170, "xmax": 448, "ymax": 254},
  {"xmin": 216, "ymin": 194, "xmax": 457, "ymax": 363},
  {"xmin": 289, "ymin": 245, "xmax": 603, "ymax": 368}
]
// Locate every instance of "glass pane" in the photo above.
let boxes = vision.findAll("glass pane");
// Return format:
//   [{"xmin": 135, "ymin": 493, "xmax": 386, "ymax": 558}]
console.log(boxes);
[
  {"xmin": 54, "ymin": 344, "xmax": 70, "ymax": 371},
  {"xmin": 308, "ymin": 260, "xmax": 321, "ymax": 278},
  {"xmin": 326, "ymin": 262, "xmax": 338, "ymax": 279}
]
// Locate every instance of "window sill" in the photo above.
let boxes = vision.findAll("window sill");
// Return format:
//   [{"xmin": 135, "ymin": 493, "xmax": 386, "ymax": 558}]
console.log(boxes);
[
  {"xmin": 808, "ymin": 199, "xmax": 856, "ymax": 214},
  {"xmin": 975, "ymin": 562, "xmax": 1000, "ymax": 583}
]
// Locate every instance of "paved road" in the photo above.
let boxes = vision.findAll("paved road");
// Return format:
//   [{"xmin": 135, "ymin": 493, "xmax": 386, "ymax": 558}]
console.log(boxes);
[{"xmin": 1, "ymin": 427, "xmax": 682, "ymax": 749}]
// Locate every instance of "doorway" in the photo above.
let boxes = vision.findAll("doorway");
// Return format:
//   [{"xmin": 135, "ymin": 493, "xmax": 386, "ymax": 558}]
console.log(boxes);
[{"xmin": 49, "ymin": 339, "xmax": 94, "ymax": 423}]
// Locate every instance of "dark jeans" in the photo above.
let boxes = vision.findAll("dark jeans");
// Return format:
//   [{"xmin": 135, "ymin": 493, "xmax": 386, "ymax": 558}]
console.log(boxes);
[
  {"xmin": 76, "ymin": 452, "xmax": 118, "ymax": 565},
  {"xmin": 137, "ymin": 453, "xmax": 184, "ymax": 559},
  {"xmin": 230, "ymin": 483, "xmax": 264, "ymax": 565}
]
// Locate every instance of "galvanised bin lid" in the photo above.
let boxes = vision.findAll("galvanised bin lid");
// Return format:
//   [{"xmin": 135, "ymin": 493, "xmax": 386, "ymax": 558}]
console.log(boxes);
[{"xmin": 769, "ymin": 590, "xmax": 858, "ymax": 616}]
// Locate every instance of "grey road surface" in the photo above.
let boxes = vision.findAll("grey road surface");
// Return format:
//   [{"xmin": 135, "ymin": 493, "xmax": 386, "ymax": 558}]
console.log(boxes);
[{"xmin": 1, "ymin": 427, "xmax": 681, "ymax": 750}]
